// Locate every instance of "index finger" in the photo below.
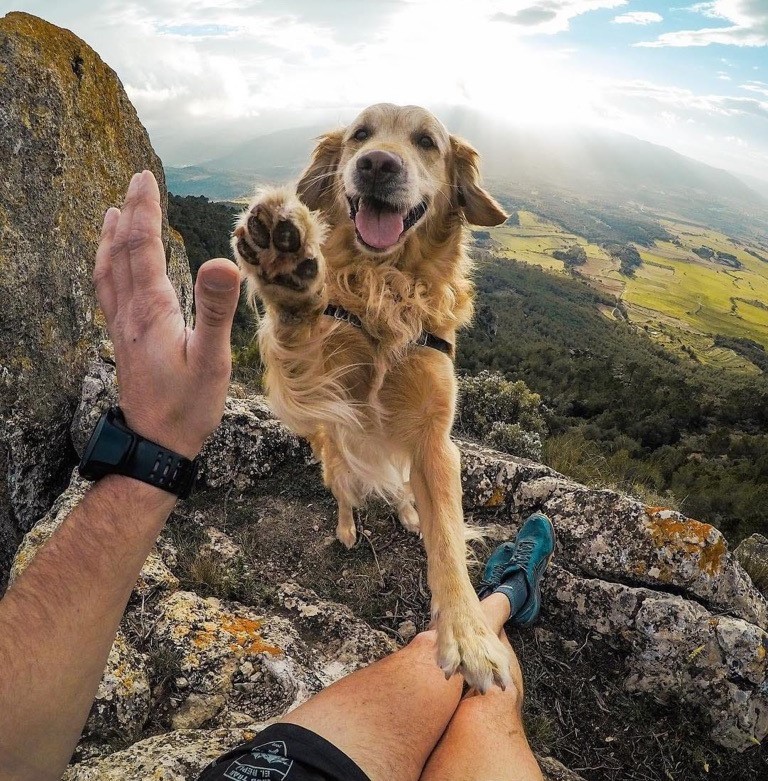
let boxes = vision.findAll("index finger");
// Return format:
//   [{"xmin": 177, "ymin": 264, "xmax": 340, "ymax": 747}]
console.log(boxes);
[{"xmin": 93, "ymin": 207, "xmax": 121, "ymax": 322}]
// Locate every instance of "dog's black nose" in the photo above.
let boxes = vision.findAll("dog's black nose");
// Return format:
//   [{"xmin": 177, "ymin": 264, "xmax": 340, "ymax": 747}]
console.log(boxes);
[{"xmin": 356, "ymin": 150, "xmax": 403, "ymax": 180}]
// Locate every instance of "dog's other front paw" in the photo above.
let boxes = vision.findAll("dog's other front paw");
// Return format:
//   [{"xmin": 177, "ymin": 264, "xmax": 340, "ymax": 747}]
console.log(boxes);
[
  {"xmin": 233, "ymin": 187, "xmax": 327, "ymax": 308},
  {"xmin": 335, "ymin": 505, "xmax": 358, "ymax": 549},
  {"xmin": 435, "ymin": 608, "xmax": 512, "ymax": 694}
]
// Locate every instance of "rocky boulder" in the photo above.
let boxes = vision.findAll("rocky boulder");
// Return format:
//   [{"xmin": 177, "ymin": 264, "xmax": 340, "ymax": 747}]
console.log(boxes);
[{"xmin": 0, "ymin": 12, "xmax": 193, "ymax": 586}]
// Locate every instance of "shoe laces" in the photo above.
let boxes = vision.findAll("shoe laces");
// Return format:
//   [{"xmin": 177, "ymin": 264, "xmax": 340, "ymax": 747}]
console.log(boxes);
[{"xmin": 510, "ymin": 539, "xmax": 536, "ymax": 567}]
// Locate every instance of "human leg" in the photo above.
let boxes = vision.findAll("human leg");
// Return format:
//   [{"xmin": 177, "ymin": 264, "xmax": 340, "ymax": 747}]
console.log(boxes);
[
  {"xmin": 280, "ymin": 593, "xmax": 517, "ymax": 781},
  {"xmin": 419, "ymin": 628, "xmax": 544, "ymax": 781}
]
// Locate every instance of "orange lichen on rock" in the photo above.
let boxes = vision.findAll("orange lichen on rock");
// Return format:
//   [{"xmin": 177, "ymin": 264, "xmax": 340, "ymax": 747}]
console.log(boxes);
[
  {"xmin": 484, "ymin": 484, "xmax": 506, "ymax": 507},
  {"xmin": 221, "ymin": 616, "xmax": 282, "ymax": 657},
  {"xmin": 191, "ymin": 631, "xmax": 216, "ymax": 651},
  {"xmin": 645, "ymin": 510, "xmax": 726, "ymax": 577}
]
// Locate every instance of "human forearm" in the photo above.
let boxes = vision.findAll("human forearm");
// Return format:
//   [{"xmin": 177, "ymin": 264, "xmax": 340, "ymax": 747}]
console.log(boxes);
[{"xmin": 0, "ymin": 475, "xmax": 175, "ymax": 780}]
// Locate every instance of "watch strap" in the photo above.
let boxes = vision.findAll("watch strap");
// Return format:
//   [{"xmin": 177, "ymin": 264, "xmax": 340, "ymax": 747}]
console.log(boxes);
[
  {"xmin": 79, "ymin": 407, "xmax": 198, "ymax": 499},
  {"xmin": 131, "ymin": 437, "xmax": 198, "ymax": 499}
]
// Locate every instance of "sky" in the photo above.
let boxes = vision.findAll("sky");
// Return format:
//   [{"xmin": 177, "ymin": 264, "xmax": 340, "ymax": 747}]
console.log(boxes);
[{"xmin": 2, "ymin": 1, "xmax": 767, "ymax": 182}]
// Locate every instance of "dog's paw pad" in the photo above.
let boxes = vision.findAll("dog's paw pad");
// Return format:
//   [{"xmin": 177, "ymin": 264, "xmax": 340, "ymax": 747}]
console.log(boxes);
[
  {"xmin": 233, "ymin": 192, "xmax": 325, "ymax": 297},
  {"xmin": 234, "ymin": 228, "xmax": 261, "ymax": 266},
  {"xmin": 273, "ymin": 219, "xmax": 301, "ymax": 253},
  {"xmin": 295, "ymin": 258, "xmax": 318, "ymax": 280},
  {"xmin": 248, "ymin": 212, "xmax": 271, "ymax": 248}
]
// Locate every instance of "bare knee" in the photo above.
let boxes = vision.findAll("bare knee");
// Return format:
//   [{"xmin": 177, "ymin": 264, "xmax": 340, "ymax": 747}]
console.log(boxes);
[
  {"xmin": 406, "ymin": 629, "xmax": 437, "ymax": 654},
  {"xmin": 462, "ymin": 681, "xmax": 523, "ymax": 718}
]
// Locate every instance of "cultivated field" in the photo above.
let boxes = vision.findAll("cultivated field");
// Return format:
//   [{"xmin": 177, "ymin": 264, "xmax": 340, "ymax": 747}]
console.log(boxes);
[{"xmin": 487, "ymin": 212, "xmax": 768, "ymax": 364}]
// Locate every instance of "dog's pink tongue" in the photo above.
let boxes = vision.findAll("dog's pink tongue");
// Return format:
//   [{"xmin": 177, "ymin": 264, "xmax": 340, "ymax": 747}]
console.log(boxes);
[{"xmin": 355, "ymin": 202, "xmax": 404, "ymax": 249}]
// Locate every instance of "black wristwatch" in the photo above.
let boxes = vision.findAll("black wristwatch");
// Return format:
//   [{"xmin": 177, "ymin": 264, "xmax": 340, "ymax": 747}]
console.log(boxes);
[{"xmin": 79, "ymin": 407, "xmax": 198, "ymax": 499}]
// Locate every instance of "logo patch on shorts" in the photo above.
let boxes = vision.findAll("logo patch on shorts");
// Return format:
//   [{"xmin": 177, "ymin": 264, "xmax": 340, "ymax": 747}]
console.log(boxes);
[{"xmin": 223, "ymin": 740, "xmax": 294, "ymax": 780}]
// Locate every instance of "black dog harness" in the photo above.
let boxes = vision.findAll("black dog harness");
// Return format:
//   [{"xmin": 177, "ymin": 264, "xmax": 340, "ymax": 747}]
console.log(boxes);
[{"xmin": 323, "ymin": 304, "xmax": 454, "ymax": 357}]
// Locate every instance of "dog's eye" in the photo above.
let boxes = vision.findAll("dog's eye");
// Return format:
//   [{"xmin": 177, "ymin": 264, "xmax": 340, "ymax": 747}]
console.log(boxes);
[
  {"xmin": 353, "ymin": 128, "xmax": 369, "ymax": 142},
  {"xmin": 418, "ymin": 134, "xmax": 435, "ymax": 150}
]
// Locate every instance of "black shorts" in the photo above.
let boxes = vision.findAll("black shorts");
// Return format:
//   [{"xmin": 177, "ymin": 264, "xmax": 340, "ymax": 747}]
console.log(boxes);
[{"xmin": 196, "ymin": 723, "xmax": 371, "ymax": 781}]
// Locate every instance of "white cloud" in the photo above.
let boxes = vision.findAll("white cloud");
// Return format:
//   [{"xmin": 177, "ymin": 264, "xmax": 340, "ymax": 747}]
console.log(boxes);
[
  {"xmin": 613, "ymin": 11, "xmax": 663, "ymax": 24},
  {"xmin": 604, "ymin": 78, "xmax": 768, "ymax": 118},
  {"xmin": 637, "ymin": 0, "xmax": 768, "ymax": 46},
  {"xmin": 741, "ymin": 80, "xmax": 768, "ymax": 97},
  {"xmin": 491, "ymin": 0, "xmax": 628, "ymax": 34}
]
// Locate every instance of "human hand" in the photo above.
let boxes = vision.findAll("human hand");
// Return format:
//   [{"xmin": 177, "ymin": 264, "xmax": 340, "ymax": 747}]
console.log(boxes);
[{"xmin": 94, "ymin": 170, "xmax": 241, "ymax": 459}]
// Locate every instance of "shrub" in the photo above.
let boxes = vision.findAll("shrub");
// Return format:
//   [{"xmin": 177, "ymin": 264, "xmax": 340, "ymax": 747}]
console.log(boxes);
[{"xmin": 455, "ymin": 371, "xmax": 547, "ymax": 460}]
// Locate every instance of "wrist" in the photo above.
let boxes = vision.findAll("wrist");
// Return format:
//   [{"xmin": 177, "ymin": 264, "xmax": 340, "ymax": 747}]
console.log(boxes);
[{"xmin": 80, "ymin": 408, "xmax": 199, "ymax": 499}]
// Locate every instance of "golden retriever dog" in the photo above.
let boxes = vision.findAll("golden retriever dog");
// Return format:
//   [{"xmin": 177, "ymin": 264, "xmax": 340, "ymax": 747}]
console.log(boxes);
[{"xmin": 232, "ymin": 103, "xmax": 509, "ymax": 691}]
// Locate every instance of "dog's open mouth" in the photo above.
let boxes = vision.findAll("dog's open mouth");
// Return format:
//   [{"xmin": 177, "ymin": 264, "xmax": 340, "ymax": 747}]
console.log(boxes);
[{"xmin": 347, "ymin": 196, "xmax": 428, "ymax": 251}]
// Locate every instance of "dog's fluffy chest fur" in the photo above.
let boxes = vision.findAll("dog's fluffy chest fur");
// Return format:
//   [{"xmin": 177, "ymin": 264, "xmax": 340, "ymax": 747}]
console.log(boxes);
[{"xmin": 322, "ymin": 224, "xmax": 475, "ymax": 357}]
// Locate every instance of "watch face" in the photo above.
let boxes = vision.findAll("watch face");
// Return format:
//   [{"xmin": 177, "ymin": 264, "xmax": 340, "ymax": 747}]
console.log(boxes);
[{"xmin": 79, "ymin": 408, "xmax": 134, "ymax": 479}]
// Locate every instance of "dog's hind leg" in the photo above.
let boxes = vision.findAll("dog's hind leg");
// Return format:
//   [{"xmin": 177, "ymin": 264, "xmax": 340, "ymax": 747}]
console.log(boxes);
[{"xmin": 318, "ymin": 432, "xmax": 362, "ymax": 549}]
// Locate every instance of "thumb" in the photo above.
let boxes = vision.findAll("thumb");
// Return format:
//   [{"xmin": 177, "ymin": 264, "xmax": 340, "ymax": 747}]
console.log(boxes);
[{"xmin": 189, "ymin": 258, "xmax": 241, "ymax": 358}]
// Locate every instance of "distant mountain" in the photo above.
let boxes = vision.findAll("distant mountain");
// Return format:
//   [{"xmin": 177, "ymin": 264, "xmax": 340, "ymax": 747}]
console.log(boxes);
[
  {"xmin": 737, "ymin": 172, "xmax": 768, "ymax": 201},
  {"xmin": 165, "ymin": 108, "xmax": 767, "ymax": 238},
  {"xmin": 166, "ymin": 124, "xmax": 327, "ymax": 200}
]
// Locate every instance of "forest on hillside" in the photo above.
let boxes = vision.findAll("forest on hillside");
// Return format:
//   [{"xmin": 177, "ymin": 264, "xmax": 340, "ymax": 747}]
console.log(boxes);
[{"xmin": 169, "ymin": 194, "xmax": 768, "ymax": 544}]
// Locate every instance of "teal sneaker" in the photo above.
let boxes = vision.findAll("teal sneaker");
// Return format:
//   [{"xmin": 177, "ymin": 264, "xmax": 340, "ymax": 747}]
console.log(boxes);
[{"xmin": 477, "ymin": 513, "xmax": 556, "ymax": 627}]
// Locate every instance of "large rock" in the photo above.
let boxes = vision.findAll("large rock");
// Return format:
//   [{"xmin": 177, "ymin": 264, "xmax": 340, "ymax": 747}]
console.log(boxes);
[
  {"xmin": 548, "ymin": 565, "xmax": 768, "ymax": 751},
  {"xmin": 0, "ymin": 12, "xmax": 193, "ymax": 585},
  {"xmin": 518, "ymin": 477, "xmax": 766, "ymax": 628},
  {"xmin": 63, "ymin": 728, "xmax": 264, "ymax": 781}
]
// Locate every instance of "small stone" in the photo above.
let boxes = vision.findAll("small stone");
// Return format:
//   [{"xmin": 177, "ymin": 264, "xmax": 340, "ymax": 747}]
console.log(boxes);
[
  {"xmin": 397, "ymin": 620, "xmax": 418, "ymax": 642},
  {"xmin": 240, "ymin": 661, "xmax": 254, "ymax": 678},
  {"xmin": 171, "ymin": 693, "xmax": 225, "ymax": 731}
]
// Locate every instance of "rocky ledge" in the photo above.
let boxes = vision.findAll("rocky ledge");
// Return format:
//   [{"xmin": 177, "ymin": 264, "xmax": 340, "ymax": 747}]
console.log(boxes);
[{"xmin": 8, "ymin": 356, "xmax": 767, "ymax": 779}]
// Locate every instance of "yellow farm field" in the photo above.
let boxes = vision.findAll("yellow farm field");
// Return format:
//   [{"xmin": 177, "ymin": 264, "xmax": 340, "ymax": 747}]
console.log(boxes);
[
  {"xmin": 489, "ymin": 212, "xmax": 619, "ymax": 285},
  {"xmin": 623, "ymin": 227, "xmax": 768, "ymax": 348}
]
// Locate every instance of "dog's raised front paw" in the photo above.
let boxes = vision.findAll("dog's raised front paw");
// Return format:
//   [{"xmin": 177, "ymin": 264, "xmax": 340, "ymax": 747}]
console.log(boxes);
[
  {"xmin": 435, "ymin": 609, "xmax": 512, "ymax": 694},
  {"xmin": 233, "ymin": 188, "xmax": 326, "ymax": 304}
]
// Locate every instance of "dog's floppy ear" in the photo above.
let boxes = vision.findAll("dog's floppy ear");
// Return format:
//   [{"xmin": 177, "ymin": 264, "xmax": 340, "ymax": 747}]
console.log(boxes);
[
  {"xmin": 450, "ymin": 135, "xmax": 507, "ymax": 226},
  {"xmin": 297, "ymin": 130, "xmax": 344, "ymax": 211}
]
